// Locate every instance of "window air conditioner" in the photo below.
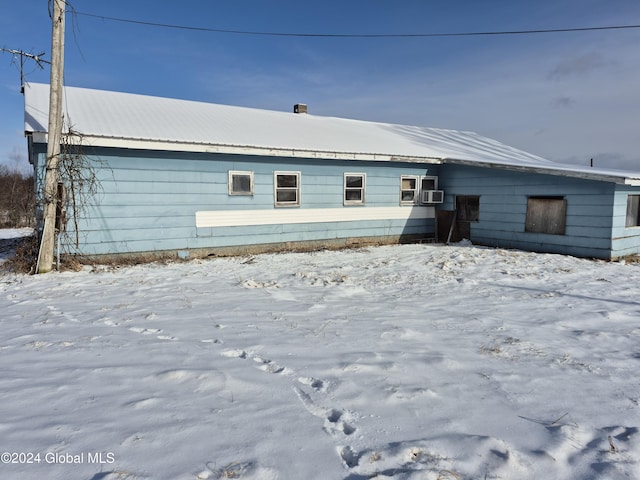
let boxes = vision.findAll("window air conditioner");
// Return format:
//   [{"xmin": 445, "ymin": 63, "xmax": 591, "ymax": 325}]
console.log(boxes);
[{"xmin": 421, "ymin": 190, "xmax": 444, "ymax": 204}]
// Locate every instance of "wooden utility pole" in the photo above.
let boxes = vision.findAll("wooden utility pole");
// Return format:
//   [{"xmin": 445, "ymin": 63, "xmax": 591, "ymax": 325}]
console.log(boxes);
[{"xmin": 37, "ymin": 0, "xmax": 65, "ymax": 273}]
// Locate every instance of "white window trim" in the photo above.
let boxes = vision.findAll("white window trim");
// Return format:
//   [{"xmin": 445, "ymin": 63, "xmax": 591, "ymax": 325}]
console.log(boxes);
[
  {"xmin": 626, "ymin": 194, "xmax": 640, "ymax": 228},
  {"xmin": 419, "ymin": 175, "xmax": 440, "ymax": 205},
  {"xmin": 420, "ymin": 175, "xmax": 438, "ymax": 191},
  {"xmin": 228, "ymin": 170, "xmax": 254, "ymax": 196},
  {"xmin": 344, "ymin": 173, "xmax": 366, "ymax": 206},
  {"xmin": 274, "ymin": 171, "xmax": 301, "ymax": 207},
  {"xmin": 400, "ymin": 175, "xmax": 419, "ymax": 205}
]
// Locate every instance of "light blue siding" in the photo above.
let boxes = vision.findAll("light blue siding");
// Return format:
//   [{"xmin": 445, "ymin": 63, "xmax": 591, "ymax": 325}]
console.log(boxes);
[
  {"xmin": 438, "ymin": 165, "xmax": 618, "ymax": 258},
  {"xmin": 30, "ymin": 142, "xmax": 640, "ymax": 259},
  {"xmin": 55, "ymin": 148, "xmax": 437, "ymax": 256},
  {"xmin": 611, "ymin": 186, "xmax": 640, "ymax": 257}
]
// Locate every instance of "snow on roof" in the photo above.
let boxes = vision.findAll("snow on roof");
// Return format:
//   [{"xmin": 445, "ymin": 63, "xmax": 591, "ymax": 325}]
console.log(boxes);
[{"xmin": 24, "ymin": 83, "xmax": 640, "ymax": 184}]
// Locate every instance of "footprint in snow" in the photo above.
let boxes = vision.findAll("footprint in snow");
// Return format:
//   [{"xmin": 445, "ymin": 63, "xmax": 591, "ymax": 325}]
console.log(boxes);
[
  {"xmin": 338, "ymin": 445, "xmax": 360, "ymax": 468},
  {"xmin": 157, "ymin": 335, "xmax": 177, "ymax": 341},
  {"xmin": 252, "ymin": 355, "xmax": 289, "ymax": 374},
  {"xmin": 325, "ymin": 408, "xmax": 356, "ymax": 436},
  {"xmin": 298, "ymin": 376, "xmax": 327, "ymax": 392},
  {"xmin": 294, "ymin": 386, "xmax": 357, "ymax": 437},
  {"xmin": 220, "ymin": 349, "xmax": 292, "ymax": 374},
  {"xmin": 129, "ymin": 327, "xmax": 162, "ymax": 335},
  {"xmin": 221, "ymin": 349, "xmax": 247, "ymax": 359}
]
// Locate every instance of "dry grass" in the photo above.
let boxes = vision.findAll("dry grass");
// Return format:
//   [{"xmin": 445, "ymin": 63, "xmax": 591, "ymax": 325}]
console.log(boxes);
[{"xmin": 2, "ymin": 234, "xmax": 39, "ymax": 274}]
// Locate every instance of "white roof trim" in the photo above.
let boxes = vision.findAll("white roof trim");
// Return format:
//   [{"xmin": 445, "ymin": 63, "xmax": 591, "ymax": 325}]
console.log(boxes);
[
  {"xmin": 77, "ymin": 134, "xmax": 442, "ymax": 164},
  {"xmin": 446, "ymin": 158, "xmax": 640, "ymax": 186},
  {"xmin": 625, "ymin": 178, "xmax": 640, "ymax": 187}
]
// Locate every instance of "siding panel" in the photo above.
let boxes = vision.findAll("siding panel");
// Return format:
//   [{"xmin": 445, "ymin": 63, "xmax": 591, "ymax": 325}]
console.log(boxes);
[
  {"xmin": 612, "ymin": 186, "xmax": 640, "ymax": 257},
  {"xmin": 60, "ymin": 148, "xmax": 438, "ymax": 255},
  {"xmin": 438, "ymin": 165, "xmax": 616, "ymax": 258}
]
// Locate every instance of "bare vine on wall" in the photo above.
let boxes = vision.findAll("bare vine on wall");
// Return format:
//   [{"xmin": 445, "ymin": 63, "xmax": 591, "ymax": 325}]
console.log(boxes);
[{"xmin": 56, "ymin": 121, "xmax": 106, "ymax": 250}]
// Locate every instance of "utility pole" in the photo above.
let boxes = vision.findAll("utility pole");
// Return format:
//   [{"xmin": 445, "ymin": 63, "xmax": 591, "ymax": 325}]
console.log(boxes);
[{"xmin": 37, "ymin": 0, "xmax": 65, "ymax": 273}]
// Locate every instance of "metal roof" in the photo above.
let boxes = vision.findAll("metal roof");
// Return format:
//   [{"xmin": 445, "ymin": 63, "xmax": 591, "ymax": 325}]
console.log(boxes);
[{"xmin": 24, "ymin": 82, "xmax": 640, "ymax": 185}]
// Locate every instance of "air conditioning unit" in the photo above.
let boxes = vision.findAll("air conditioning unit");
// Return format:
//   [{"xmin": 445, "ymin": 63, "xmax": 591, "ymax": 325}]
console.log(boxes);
[{"xmin": 421, "ymin": 190, "xmax": 444, "ymax": 204}]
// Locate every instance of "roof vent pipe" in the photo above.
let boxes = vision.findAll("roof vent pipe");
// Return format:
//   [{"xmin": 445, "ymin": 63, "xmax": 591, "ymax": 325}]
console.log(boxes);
[{"xmin": 293, "ymin": 103, "xmax": 307, "ymax": 114}]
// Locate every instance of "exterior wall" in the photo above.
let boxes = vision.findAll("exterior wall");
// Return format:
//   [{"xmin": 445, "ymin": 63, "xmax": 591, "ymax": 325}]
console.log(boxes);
[
  {"xmin": 611, "ymin": 185, "xmax": 640, "ymax": 258},
  {"xmin": 36, "ymin": 146, "xmax": 438, "ymax": 257},
  {"xmin": 31, "ymin": 141, "xmax": 640, "ymax": 260},
  {"xmin": 438, "ymin": 164, "xmax": 618, "ymax": 259},
  {"xmin": 29, "ymin": 142, "xmax": 47, "ymax": 228}
]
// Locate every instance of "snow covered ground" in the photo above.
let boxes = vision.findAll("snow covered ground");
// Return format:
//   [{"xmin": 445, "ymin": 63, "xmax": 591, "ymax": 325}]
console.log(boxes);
[
  {"xmin": 0, "ymin": 228, "xmax": 34, "ymax": 240},
  {"xmin": 1, "ymin": 231, "xmax": 639, "ymax": 480}
]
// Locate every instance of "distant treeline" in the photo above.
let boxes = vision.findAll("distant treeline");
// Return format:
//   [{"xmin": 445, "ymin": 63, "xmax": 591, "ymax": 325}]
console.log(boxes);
[{"xmin": 0, "ymin": 165, "xmax": 34, "ymax": 228}]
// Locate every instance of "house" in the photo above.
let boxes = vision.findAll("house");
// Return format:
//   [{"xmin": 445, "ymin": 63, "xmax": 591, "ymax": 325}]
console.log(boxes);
[{"xmin": 24, "ymin": 83, "xmax": 640, "ymax": 260}]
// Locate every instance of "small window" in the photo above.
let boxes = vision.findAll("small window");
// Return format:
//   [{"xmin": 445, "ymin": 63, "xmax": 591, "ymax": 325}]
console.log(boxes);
[
  {"xmin": 626, "ymin": 195, "xmax": 640, "ymax": 227},
  {"xmin": 421, "ymin": 176, "xmax": 437, "ymax": 191},
  {"xmin": 274, "ymin": 171, "xmax": 300, "ymax": 207},
  {"xmin": 456, "ymin": 195, "xmax": 480, "ymax": 222},
  {"xmin": 344, "ymin": 173, "xmax": 365, "ymax": 205},
  {"xmin": 420, "ymin": 176, "xmax": 441, "ymax": 204},
  {"xmin": 400, "ymin": 175, "xmax": 419, "ymax": 204},
  {"xmin": 229, "ymin": 171, "xmax": 254, "ymax": 195},
  {"xmin": 525, "ymin": 196, "xmax": 566, "ymax": 235}
]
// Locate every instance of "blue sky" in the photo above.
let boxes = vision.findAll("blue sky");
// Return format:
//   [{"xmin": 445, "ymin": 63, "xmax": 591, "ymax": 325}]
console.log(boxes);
[{"xmin": 2, "ymin": 0, "xmax": 639, "ymax": 173}]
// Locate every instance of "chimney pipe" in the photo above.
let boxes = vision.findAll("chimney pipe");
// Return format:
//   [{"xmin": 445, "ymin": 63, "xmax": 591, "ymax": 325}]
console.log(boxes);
[{"xmin": 294, "ymin": 103, "xmax": 307, "ymax": 114}]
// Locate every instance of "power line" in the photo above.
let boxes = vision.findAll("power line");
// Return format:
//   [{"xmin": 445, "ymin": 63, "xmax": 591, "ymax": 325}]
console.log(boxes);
[{"xmin": 74, "ymin": 11, "xmax": 640, "ymax": 38}]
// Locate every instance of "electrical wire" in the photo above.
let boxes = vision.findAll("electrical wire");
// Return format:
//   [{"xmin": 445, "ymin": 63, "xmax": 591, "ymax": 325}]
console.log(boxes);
[{"xmin": 74, "ymin": 11, "xmax": 640, "ymax": 39}]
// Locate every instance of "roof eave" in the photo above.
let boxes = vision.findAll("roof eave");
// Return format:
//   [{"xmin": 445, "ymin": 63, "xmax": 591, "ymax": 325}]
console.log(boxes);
[
  {"xmin": 37, "ymin": 133, "xmax": 444, "ymax": 164},
  {"xmin": 444, "ymin": 158, "xmax": 637, "ymax": 185}
]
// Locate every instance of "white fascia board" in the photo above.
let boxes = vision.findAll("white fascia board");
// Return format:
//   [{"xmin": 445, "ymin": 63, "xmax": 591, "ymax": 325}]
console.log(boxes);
[
  {"xmin": 60, "ymin": 135, "xmax": 443, "ymax": 165},
  {"xmin": 445, "ymin": 158, "xmax": 633, "ymax": 185},
  {"xmin": 27, "ymin": 132, "xmax": 48, "ymax": 143}
]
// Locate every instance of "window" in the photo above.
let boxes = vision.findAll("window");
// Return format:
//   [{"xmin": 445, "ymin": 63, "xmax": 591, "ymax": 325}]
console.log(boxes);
[
  {"xmin": 344, "ymin": 173, "xmax": 365, "ymax": 205},
  {"xmin": 456, "ymin": 195, "xmax": 480, "ymax": 222},
  {"xmin": 626, "ymin": 195, "xmax": 640, "ymax": 227},
  {"xmin": 228, "ymin": 171, "xmax": 253, "ymax": 195},
  {"xmin": 421, "ymin": 176, "xmax": 437, "ymax": 191},
  {"xmin": 420, "ymin": 176, "xmax": 443, "ymax": 204},
  {"xmin": 274, "ymin": 171, "xmax": 300, "ymax": 207},
  {"xmin": 525, "ymin": 196, "xmax": 566, "ymax": 235},
  {"xmin": 400, "ymin": 175, "xmax": 419, "ymax": 204}
]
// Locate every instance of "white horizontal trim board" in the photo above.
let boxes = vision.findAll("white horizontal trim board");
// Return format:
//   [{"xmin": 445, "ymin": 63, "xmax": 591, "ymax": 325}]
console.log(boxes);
[
  {"xmin": 196, "ymin": 206, "xmax": 434, "ymax": 228},
  {"xmin": 70, "ymin": 135, "xmax": 442, "ymax": 164}
]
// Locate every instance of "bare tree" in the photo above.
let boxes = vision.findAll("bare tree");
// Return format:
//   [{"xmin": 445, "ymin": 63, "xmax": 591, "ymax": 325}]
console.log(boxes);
[{"xmin": 0, "ymin": 163, "xmax": 35, "ymax": 228}]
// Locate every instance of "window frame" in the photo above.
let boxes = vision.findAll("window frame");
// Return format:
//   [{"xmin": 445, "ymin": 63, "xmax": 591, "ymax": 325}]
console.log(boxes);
[
  {"xmin": 400, "ymin": 175, "xmax": 419, "ymax": 205},
  {"xmin": 420, "ymin": 176, "xmax": 438, "ymax": 192},
  {"xmin": 524, "ymin": 196, "xmax": 567, "ymax": 235},
  {"xmin": 274, "ymin": 171, "xmax": 301, "ymax": 207},
  {"xmin": 228, "ymin": 170, "xmax": 254, "ymax": 196},
  {"xmin": 343, "ymin": 173, "xmax": 366, "ymax": 206},
  {"xmin": 626, "ymin": 195, "xmax": 640, "ymax": 228}
]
